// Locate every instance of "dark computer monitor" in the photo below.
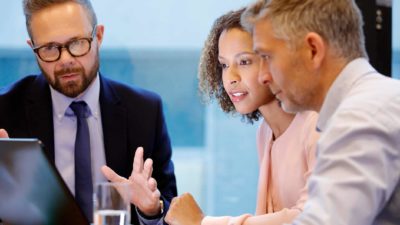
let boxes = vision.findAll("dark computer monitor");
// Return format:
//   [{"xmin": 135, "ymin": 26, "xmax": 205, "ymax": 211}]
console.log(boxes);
[{"xmin": 0, "ymin": 138, "xmax": 89, "ymax": 225}]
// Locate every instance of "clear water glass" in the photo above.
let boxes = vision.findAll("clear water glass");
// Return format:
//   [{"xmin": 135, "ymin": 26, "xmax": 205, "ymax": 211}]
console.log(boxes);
[{"xmin": 94, "ymin": 182, "xmax": 131, "ymax": 225}]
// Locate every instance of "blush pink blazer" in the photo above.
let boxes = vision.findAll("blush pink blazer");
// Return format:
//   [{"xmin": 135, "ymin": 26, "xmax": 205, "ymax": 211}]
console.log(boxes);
[{"xmin": 202, "ymin": 111, "xmax": 319, "ymax": 225}]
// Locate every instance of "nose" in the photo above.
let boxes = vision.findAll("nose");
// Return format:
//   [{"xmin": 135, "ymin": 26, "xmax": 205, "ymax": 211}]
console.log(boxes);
[
  {"xmin": 258, "ymin": 58, "xmax": 272, "ymax": 85},
  {"xmin": 225, "ymin": 65, "xmax": 240, "ymax": 85},
  {"xmin": 58, "ymin": 47, "xmax": 75, "ymax": 65}
]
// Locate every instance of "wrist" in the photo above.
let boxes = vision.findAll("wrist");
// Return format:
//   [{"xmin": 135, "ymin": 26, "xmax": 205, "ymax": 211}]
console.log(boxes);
[{"xmin": 137, "ymin": 200, "xmax": 164, "ymax": 219}]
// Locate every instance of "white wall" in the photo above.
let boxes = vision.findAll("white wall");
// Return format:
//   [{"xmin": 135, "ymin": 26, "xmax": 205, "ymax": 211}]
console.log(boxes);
[
  {"xmin": 1, "ymin": 0, "xmax": 398, "ymax": 49},
  {"xmin": 0, "ymin": 0, "xmax": 253, "ymax": 49}
]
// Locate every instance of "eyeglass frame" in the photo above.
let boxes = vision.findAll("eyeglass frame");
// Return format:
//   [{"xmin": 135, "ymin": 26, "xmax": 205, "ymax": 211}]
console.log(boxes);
[{"xmin": 31, "ymin": 26, "xmax": 97, "ymax": 63}]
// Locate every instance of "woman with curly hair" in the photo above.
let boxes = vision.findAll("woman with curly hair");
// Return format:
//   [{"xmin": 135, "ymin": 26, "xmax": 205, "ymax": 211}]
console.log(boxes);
[{"xmin": 165, "ymin": 8, "xmax": 320, "ymax": 225}]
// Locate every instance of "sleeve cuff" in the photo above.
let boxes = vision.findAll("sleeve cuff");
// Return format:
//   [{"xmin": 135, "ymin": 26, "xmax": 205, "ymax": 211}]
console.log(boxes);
[{"xmin": 136, "ymin": 207, "xmax": 164, "ymax": 225}]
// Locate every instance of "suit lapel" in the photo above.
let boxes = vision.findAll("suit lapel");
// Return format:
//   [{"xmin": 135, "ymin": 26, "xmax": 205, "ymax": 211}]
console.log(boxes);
[
  {"xmin": 99, "ymin": 75, "xmax": 128, "ymax": 175},
  {"xmin": 25, "ymin": 75, "xmax": 55, "ymax": 162}
]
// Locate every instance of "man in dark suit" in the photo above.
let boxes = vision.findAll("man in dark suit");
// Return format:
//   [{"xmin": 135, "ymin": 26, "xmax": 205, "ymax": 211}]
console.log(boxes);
[{"xmin": 0, "ymin": 0, "xmax": 176, "ymax": 224}]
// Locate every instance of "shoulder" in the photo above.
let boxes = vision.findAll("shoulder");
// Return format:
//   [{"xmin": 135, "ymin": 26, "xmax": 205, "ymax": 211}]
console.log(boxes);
[
  {"xmin": 0, "ymin": 75, "xmax": 44, "ymax": 103},
  {"xmin": 257, "ymin": 119, "xmax": 271, "ymax": 133},
  {"xmin": 256, "ymin": 119, "xmax": 273, "ymax": 159},
  {"xmin": 0, "ymin": 75, "xmax": 39, "ymax": 96},
  {"xmin": 297, "ymin": 110, "xmax": 319, "ymax": 124},
  {"xmin": 345, "ymin": 74, "xmax": 400, "ymax": 110},
  {"xmin": 294, "ymin": 111, "xmax": 319, "ymax": 135},
  {"xmin": 294, "ymin": 111, "xmax": 320, "ymax": 158},
  {"xmin": 257, "ymin": 119, "xmax": 272, "ymax": 142},
  {"xmin": 337, "ymin": 75, "xmax": 400, "ymax": 128}
]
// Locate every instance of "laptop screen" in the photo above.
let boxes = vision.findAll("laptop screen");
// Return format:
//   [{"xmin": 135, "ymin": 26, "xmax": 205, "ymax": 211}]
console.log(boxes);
[{"xmin": 0, "ymin": 139, "xmax": 89, "ymax": 225}]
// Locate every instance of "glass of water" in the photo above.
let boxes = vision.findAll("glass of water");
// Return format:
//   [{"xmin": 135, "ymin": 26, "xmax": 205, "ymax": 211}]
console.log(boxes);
[{"xmin": 94, "ymin": 182, "xmax": 131, "ymax": 225}]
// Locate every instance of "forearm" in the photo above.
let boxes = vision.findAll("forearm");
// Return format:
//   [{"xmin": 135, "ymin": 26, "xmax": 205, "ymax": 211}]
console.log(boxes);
[{"xmin": 203, "ymin": 209, "xmax": 300, "ymax": 225}]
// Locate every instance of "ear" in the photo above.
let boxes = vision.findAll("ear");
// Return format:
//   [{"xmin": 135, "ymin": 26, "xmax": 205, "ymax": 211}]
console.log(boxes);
[
  {"xmin": 95, "ymin": 25, "xmax": 105, "ymax": 47},
  {"xmin": 303, "ymin": 32, "xmax": 326, "ymax": 69},
  {"xmin": 27, "ymin": 39, "xmax": 33, "ymax": 48}
]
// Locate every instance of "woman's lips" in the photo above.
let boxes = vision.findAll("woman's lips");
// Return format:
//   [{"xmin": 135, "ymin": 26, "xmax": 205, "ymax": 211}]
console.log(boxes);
[{"xmin": 229, "ymin": 91, "xmax": 248, "ymax": 102}]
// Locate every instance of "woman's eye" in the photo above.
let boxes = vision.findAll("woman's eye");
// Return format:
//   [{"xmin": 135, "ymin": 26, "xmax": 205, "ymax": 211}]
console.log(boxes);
[
  {"xmin": 240, "ymin": 59, "xmax": 251, "ymax": 65},
  {"xmin": 219, "ymin": 63, "xmax": 228, "ymax": 69}
]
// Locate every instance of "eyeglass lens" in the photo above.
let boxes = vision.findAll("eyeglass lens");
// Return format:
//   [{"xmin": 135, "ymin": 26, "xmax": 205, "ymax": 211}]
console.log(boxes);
[{"xmin": 37, "ymin": 38, "xmax": 91, "ymax": 62}]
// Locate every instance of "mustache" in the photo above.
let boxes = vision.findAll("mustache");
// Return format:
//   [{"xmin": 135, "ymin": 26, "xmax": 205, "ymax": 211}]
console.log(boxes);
[{"xmin": 54, "ymin": 67, "xmax": 84, "ymax": 77}]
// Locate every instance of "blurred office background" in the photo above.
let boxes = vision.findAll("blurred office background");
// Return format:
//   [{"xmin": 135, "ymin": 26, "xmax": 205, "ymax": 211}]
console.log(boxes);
[{"xmin": 0, "ymin": 0, "xmax": 399, "ymax": 217}]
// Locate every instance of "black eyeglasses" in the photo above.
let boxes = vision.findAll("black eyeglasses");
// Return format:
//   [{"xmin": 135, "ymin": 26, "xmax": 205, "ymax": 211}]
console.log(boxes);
[{"xmin": 32, "ymin": 27, "xmax": 97, "ymax": 63}]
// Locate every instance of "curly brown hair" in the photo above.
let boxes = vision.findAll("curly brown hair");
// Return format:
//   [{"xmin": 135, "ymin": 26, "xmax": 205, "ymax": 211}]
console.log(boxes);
[{"xmin": 198, "ymin": 8, "xmax": 261, "ymax": 123}]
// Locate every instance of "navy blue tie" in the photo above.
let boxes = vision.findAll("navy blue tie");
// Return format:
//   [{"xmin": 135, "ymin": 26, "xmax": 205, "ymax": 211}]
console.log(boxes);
[{"xmin": 70, "ymin": 101, "xmax": 93, "ymax": 222}]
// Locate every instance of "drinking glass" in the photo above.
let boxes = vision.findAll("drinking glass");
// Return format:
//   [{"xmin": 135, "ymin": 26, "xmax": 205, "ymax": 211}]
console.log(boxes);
[{"xmin": 93, "ymin": 182, "xmax": 131, "ymax": 225}]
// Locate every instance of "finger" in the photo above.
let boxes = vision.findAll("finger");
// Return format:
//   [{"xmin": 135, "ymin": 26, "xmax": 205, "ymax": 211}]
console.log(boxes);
[
  {"xmin": 143, "ymin": 158, "xmax": 153, "ymax": 179},
  {"xmin": 171, "ymin": 196, "xmax": 178, "ymax": 204},
  {"xmin": 152, "ymin": 188, "xmax": 161, "ymax": 200},
  {"xmin": 0, "ymin": 129, "xmax": 9, "ymax": 138},
  {"xmin": 132, "ymin": 147, "xmax": 144, "ymax": 175},
  {"xmin": 165, "ymin": 205, "xmax": 177, "ymax": 225},
  {"xmin": 169, "ymin": 196, "xmax": 179, "ymax": 208},
  {"xmin": 101, "ymin": 165, "xmax": 127, "ymax": 183},
  {"xmin": 148, "ymin": 177, "xmax": 158, "ymax": 192},
  {"xmin": 183, "ymin": 192, "xmax": 194, "ymax": 201}
]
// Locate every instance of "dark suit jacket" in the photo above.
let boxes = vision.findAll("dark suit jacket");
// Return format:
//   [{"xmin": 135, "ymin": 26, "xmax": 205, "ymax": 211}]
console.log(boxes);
[{"xmin": 0, "ymin": 74, "xmax": 177, "ymax": 225}]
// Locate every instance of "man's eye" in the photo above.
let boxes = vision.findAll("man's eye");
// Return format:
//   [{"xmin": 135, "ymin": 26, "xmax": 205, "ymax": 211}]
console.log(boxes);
[
  {"xmin": 42, "ymin": 45, "xmax": 58, "ymax": 51},
  {"xmin": 70, "ymin": 39, "xmax": 86, "ymax": 47},
  {"xmin": 261, "ymin": 55, "xmax": 271, "ymax": 61}
]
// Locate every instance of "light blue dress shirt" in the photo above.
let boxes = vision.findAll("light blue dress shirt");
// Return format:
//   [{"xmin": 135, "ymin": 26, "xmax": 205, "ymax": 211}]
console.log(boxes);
[
  {"xmin": 51, "ymin": 74, "xmax": 107, "ymax": 195},
  {"xmin": 291, "ymin": 58, "xmax": 400, "ymax": 225}
]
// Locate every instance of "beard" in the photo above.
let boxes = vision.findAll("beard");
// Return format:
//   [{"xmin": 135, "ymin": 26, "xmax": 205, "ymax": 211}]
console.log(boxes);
[
  {"xmin": 278, "ymin": 54, "xmax": 318, "ymax": 113},
  {"xmin": 39, "ymin": 52, "xmax": 100, "ymax": 98}
]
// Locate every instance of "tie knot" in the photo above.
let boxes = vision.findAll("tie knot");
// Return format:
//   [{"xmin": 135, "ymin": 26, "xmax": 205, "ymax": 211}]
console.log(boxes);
[{"xmin": 70, "ymin": 101, "xmax": 90, "ymax": 119}]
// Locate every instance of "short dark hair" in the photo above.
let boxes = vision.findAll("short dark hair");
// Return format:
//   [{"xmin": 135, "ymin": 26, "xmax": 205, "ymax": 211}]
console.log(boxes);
[
  {"xmin": 23, "ymin": 0, "xmax": 97, "ymax": 39},
  {"xmin": 198, "ymin": 8, "xmax": 261, "ymax": 123}
]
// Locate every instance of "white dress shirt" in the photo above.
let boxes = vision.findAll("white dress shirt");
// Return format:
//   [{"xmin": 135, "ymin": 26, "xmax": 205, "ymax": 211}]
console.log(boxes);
[
  {"xmin": 51, "ymin": 74, "xmax": 107, "ymax": 195},
  {"xmin": 291, "ymin": 58, "xmax": 400, "ymax": 225}
]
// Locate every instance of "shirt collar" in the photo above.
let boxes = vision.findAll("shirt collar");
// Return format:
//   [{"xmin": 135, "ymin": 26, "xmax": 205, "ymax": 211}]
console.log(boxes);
[
  {"xmin": 50, "ymin": 73, "xmax": 101, "ymax": 121},
  {"xmin": 317, "ymin": 58, "xmax": 376, "ymax": 131}
]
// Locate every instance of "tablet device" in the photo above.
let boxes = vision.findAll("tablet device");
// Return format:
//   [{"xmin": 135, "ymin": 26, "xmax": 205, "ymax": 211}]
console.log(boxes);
[{"xmin": 0, "ymin": 138, "xmax": 89, "ymax": 225}]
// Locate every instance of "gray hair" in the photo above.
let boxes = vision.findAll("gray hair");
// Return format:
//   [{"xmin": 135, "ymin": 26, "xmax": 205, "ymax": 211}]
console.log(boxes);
[
  {"xmin": 241, "ymin": 0, "xmax": 367, "ymax": 61},
  {"xmin": 23, "ymin": 0, "xmax": 97, "ymax": 39}
]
